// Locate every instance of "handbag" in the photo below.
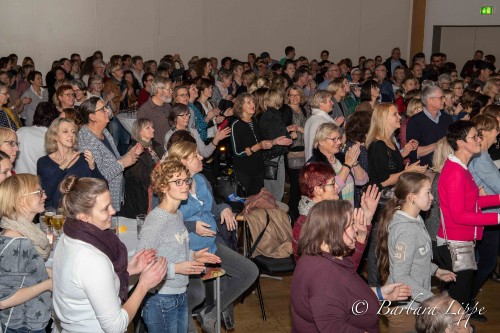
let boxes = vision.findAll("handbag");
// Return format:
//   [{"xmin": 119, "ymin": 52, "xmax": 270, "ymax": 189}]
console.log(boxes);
[
  {"xmin": 264, "ymin": 156, "xmax": 281, "ymax": 180},
  {"xmin": 287, "ymin": 151, "xmax": 305, "ymax": 169},
  {"xmin": 439, "ymin": 208, "xmax": 477, "ymax": 272}
]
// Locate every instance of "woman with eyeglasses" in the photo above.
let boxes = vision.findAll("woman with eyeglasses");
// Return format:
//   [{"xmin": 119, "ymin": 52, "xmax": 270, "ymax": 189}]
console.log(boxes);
[
  {"xmin": 70, "ymin": 79, "xmax": 89, "ymax": 108},
  {"xmin": 168, "ymin": 141, "xmax": 258, "ymax": 332},
  {"xmin": 77, "ymin": 97, "xmax": 143, "ymax": 212},
  {"xmin": 0, "ymin": 174, "xmax": 52, "ymax": 333},
  {"xmin": 307, "ymin": 122, "xmax": 367, "ymax": 206},
  {"xmin": 0, "ymin": 82, "xmax": 21, "ymax": 130},
  {"xmin": 55, "ymin": 84, "xmax": 75, "ymax": 114},
  {"xmin": 137, "ymin": 157, "xmax": 220, "ymax": 333},
  {"xmin": 0, "ymin": 151, "xmax": 13, "ymax": 184},
  {"xmin": 52, "ymin": 175, "xmax": 167, "ymax": 333},
  {"xmin": 37, "ymin": 118, "xmax": 103, "ymax": 209},
  {"xmin": 0, "ymin": 127, "xmax": 19, "ymax": 171},
  {"xmin": 164, "ymin": 103, "xmax": 229, "ymax": 158}
]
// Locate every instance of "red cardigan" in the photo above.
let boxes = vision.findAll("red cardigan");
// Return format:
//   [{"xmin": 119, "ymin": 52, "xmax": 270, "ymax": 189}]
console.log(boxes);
[{"xmin": 437, "ymin": 158, "xmax": 500, "ymax": 241}]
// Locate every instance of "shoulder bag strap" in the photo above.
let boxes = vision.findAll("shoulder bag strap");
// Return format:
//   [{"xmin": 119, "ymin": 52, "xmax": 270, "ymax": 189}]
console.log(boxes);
[{"xmin": 248, "ymin": 210, "xmax": 271, "ymax": 257}]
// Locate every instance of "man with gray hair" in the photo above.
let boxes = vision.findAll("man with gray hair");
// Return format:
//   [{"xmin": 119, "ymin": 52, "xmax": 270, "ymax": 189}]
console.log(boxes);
[
  {"xmin": 317, "ymin": 63, "xmax": 341, "ymax": 90},
  {"xmin": 415, "ymin": 293, "xmax": 473, "ymax": 333},
  {"xmin": 137, "ymin": 76, "xmax": 172, "ymax": 146},
  {"xmin": 406, "ymin": 86, "xmax": 453, "ymax": 166},
  {"xmin": 81, "ymin": 59, "xmax": 106, "ymax": 86}
]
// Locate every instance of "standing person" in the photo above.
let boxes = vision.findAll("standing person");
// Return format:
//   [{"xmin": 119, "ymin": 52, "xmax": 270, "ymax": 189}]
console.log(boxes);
[
  {"xmin": 304, "ymin": 90, "xmax": 341, "ymax": 160},
  {"xmin": 282, "ymin": 85, "xmax": 308, "ymax": 220},
  {"xmin": 0, "ymin": 128, "xmax": 19, "ymax": 170},
  {"xmin": 0, "ymin": 174, "xmax": 52, "ymax": 333},
  {"xmin": 137, "ymin": 76, "xmax": 173, "ymax": 147},
  {"xmin": 230, "ymin": 93, "xmax": 273, "ymax": 196},
  {"xmin": 77, "ymin": 97, "xmax": 143, "ymax": 212},
  {"xmin": 122, "ymin": 118, "xmax": 165, "ymax": 218},
  {"xmin": 52, "ymin": 176, "xmax": 167, "ymax": 332},
  {"xmin": 291, "ymin": 200, "xmax": 411, "ymax": 332},
  {"xmin": 20, "ymin": 71, "xmax": 48, "ymax": 126},
  {"xmin": 406, "ymin": 86, "xmax": 454, "ymax": 167},
  {"xmin": 468, "ymin": 115, "xmax": 500, "ymax": 317},
  {"xmin": 137, "ymin": 158, "xmax": 220, "ymax": 333},
  {"xmin": 0, "ymin": 82, "xmax": 21, "ymax": 130},
  {"xmin": 377, "ymin": 172, "xmax": 456, "ymax": 332},
  {"xmin": 365, "ymin": 103, "xmax": 425, "ymax": 286},
  {"xmin": 37, "ymin": 118, "xmax": 103, "ymax": 209},
  {"xmin": 374, "ymin": 64, "xmax": 395, "ymax": 102},
  {"xmin": 436, "ymin": 120, "xmax": 500, "ymax": 322},
  {"xmin": 16, "ymin": 102, "xmax": 59, "ymax": 174},
  {"xmin": 259, "ymin": 89, "xmax": 294, "ymax": 201}
]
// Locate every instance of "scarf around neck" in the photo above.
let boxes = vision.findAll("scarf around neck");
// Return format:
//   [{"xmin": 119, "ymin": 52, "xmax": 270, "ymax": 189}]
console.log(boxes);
[
  {"xmin": 0, "ymin": 216, "xmax": 51, "ymax": 259},
  {"xmin": 64, "ymin": 217, "xmax": 129, "ymax": 302}
]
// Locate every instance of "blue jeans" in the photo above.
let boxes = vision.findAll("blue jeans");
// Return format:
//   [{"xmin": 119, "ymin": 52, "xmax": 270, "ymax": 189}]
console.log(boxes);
[
  {"xmin": 142, "ymin": 292, "xmax": 188, "ymax": 333},
  {"xmin": 108, "ymin": 116, "xmax": 130, "ymax": 156},
  {"xmin": 0, "ymin": 325, "xmax": 45, "ymax": 333}
]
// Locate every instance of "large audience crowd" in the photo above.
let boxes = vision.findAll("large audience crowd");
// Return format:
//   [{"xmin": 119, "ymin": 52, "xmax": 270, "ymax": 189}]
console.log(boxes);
[{"xmin": 0, "ymin": 46, "xmax": 499, "ymax": 333}]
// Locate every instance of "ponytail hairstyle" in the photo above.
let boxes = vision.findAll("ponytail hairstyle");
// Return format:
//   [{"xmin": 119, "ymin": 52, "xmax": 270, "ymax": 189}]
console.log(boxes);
[
  {"xmin": 59, "ymin": 175, "xmax": 109, "ymax": 219},
  {"xmin": 376, "ymin": 172, "xmax": 430, "ymax": 284}
]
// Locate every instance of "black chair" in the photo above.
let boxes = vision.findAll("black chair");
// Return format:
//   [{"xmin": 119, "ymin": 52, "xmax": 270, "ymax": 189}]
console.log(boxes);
[{"xmin": 243, "ymin": 210, "xmax": 295, "ymax": 321}]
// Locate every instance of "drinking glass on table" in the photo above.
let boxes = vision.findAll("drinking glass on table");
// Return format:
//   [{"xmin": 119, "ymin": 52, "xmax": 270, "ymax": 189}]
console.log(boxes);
[{"xmin": 136, "ymin": 214, "xmax": 146, "ymax": 239}]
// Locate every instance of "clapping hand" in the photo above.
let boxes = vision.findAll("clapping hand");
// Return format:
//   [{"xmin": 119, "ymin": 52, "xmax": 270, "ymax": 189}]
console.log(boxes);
[
  {"xmin": 352, "ymin": 208, "xmax": 369, "ymax": 243},
  {"xmin": 360, "ymin": 185, "xmax": 381, "ymax": 223},
  {"xmin": 128, "ymin": 249, "xmax": 157, "ymax": 275},
  {"xmin": 83, "ymin": 150, "xmax": 95, "ymax": 170},
  {"xmin": 380, "ymin": 283, "xmax": 411, "ymax": 301},
  {"xmin": 435, "ymin": 268, "xmax": 457, "ymax": 282},
  {"xmin": 194, "ymin": 248, "xmax": 221, "ymax": 264}
]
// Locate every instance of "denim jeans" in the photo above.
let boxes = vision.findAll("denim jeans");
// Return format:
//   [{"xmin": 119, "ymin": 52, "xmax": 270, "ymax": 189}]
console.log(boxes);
[
  {"xmin": 0, "ymin": 325, "xmax": 45, "ymax": 333},
  {"xmin": 142, "ymin": 292, "xmax": 188, "ymax": 333},
  {"xmin": 108, "ymin": 116, "xmax": 130, "ymax": 156}
]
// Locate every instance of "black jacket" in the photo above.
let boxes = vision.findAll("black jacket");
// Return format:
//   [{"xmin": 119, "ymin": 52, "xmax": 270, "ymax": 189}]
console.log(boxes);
[
  {"xmin": 121, "ymin": 140, "xmax": 165, "ymax": 218},
  {"xmin": 259, "ymin": 107, "xmax": 291, "ymax": 160},
  {"xmin": 383, "ymin": 57, "xmax": 408, "ymax": 78}
]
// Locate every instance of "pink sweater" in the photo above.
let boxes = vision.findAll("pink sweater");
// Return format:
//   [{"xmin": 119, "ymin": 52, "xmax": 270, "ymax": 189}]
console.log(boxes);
[{"xmin": 437, "ymin": 158, "xmax": 500, "ymax": 241}]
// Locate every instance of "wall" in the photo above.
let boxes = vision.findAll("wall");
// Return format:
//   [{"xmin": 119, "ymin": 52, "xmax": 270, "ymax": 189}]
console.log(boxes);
[
  {"xmin": 0, "ymin": 0, "xmax": 412, "ymax": 76},
  {"xmin": 423, "ymin": 0, "xmax": 500, "ymax": 65}
]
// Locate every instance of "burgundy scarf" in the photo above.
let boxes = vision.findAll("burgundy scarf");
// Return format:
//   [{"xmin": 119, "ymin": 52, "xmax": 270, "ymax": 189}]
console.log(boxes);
[{"xmin": 64, "ymin": 217, "xmax": 129, "ymax": 302}]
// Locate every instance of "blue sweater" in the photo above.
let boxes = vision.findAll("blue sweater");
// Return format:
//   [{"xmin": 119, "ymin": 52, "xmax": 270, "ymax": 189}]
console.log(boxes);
[
  {"xmin": 179, "ymin": 173, "xmax": 217, "ymax": 253},
  {"xmin": 37, "ymin": 153, "xmax": 104, "ymax": 209},
  {"xmin": 406, "ymin": 110, "xmax": 453, "ymax": 167}
]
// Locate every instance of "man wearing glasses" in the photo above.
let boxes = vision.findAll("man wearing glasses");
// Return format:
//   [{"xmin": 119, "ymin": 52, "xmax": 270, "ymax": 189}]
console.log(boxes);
[
  {"xmin": 137, "ymin": 76, "xmax": 173, "ymax": 147},
  {"xmin": 406, "ymin": 86, "xmax": 453, "ymax": 167}
]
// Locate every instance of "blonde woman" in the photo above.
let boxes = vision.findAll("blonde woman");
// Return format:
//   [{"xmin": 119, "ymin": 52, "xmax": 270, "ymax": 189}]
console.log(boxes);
[
  {"xmin": 258, "ymin": 88, "xmax": 294, "ymax": 201},
  {"xmin": 37, "ymin": 118, "xmax": 103, "ymax": 209},
  {"xmin": 365, "ymin": 103, "xmax": 426, "ymax": 286},
  {"xmin": 0, "ymin": 174, "xmax": 52, "ymax": 332},
  {"xmin": 399, "ymin": 98, "xmax": 423, "ymax": 147},
  {"xmin": 482, "ymin": 77, "xmax": 500, "ymax": 103}
]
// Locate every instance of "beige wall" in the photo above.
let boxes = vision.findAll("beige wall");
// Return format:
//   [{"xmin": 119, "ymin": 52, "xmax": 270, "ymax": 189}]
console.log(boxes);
[
  {"xmin": 424, "ymin": 0, "xmax": 500, "ymax": 66},
  {"xmin": 1, "ymin": 0, "xmax": 412, "ymax": 76}
]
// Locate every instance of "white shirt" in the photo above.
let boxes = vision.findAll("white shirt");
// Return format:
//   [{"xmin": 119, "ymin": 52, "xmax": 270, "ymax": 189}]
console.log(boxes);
[
  {"xmin": 15, "ymin": 126, "xmax": 47, "ymax": 174},
  {"xmin": 304, "ymin": 108, "xmax": 334, "ymax": 160},
  {"xmin": 53, "ymin": 235, "xmax": 129, "ymax": 333}
]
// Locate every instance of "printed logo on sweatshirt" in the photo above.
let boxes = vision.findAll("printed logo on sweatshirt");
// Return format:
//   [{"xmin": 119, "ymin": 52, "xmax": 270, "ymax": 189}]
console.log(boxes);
[
  {"xmin": 418, "ymin": 243, "xmax": 431, "ymax": 256},
  {"xmin": 394, "ymin": 242, "xmax": 407, "ymax": 262},
  {"xmin": 175, "ymin": 229, "xmax": 189, "ymax": 244}
]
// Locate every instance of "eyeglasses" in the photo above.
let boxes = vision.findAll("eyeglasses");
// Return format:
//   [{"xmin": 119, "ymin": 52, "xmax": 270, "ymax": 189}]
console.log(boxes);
[
  {"xmin": 160, "ymin": 86, "xmax": 173, "ymax": 92},
  {"xmin": 325, "ymin": 137, "xmax": 341, "ymax": 142},
  {"xmin": 63, "ymin": 92, "xmax": 76, "ymax": 97},
  {"xmin": 177, "ymin": 113, "xmax": 191, "ymax": 118},
  {"xmin": 177, "ymin": 93, "xmax": 189, "ymax": 98},
  {"xmin": 95, "ymin": 105, "xmax": 110, "ymax": 114},
  {"xmin": 168, "ymin": 177, "xmax": 193, "ymax": 186},
  {"xmin": 466, "ymin": 134, "xmax": 481, "ymax": 141},
  {"xmin": 323, "ymin": 181, "xmax": 336, "ymax": 187},
  {"xmin": 23, "ymin": 189, "xmax": 45, "ymax": 197},
  {"xmin": 2, "ymin": 140, "xmax": 20, "ymax": 147}
]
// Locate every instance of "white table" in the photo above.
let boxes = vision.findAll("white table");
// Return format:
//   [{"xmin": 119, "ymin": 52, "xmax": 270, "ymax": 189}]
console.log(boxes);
[{"xmin": 116, "ymin": 113, "xmax": 137, "ymax": 135}]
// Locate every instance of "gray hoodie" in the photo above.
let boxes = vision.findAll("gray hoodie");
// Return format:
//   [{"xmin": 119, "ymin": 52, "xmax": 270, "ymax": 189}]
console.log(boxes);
[{"xmin": 387, "ymin": 210, "xmax": 438, "ymax": 309}]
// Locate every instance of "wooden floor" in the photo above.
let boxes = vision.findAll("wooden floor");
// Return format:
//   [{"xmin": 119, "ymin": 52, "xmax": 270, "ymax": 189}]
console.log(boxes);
[{"xmin": 188, "ymin": 274, "xmax": 500, "ymax": 333}]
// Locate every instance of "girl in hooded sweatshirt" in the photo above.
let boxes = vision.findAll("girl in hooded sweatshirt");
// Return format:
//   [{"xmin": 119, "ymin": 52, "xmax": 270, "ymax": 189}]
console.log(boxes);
[{"xmin": 376, "ymin": 172, "xmax": 456, "ymax": 333}]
